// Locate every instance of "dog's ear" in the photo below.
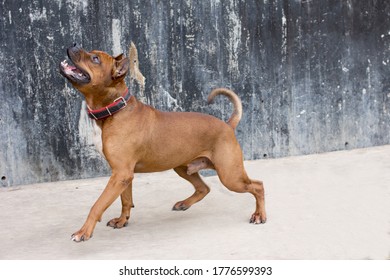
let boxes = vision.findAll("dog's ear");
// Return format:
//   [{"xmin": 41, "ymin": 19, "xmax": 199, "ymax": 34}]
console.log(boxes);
[{"xmin": 112, "ymin": 54, "xmax": 129, "ymax": 80}]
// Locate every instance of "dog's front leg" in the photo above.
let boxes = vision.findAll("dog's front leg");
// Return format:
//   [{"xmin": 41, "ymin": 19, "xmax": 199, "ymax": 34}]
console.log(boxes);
[
  {"xmin": 71, "ymin": 171, "xmax": 133, "ymax": 242},
  {"xmin": 106, "ymin": 181, "xmax": 134, "ymax": 228}
]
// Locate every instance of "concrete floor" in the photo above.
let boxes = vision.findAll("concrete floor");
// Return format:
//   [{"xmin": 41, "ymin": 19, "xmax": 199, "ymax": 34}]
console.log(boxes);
[{"xmin": 0, "ymin": 145, "xmax": 389, "ymax": 260}]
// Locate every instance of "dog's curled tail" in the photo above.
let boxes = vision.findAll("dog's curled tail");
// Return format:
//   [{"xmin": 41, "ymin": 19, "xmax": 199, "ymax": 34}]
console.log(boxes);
[{"xmin": 207, "ymin": 88, "xmax": 242, "ymax": 130}]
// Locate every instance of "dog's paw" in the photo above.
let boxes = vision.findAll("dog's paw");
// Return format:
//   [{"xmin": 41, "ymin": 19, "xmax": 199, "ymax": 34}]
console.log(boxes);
[
  {"xmin": 107, "ymin": 217, "xmax": 129, "ymax": 229},
  {"xmin": 249, "ymin": 213, "xmax": 267, "ymax": 224},
  {"xmin": 172, "ymin": 201, "xmax": 190, "ymax": 211},
  {"xmin": 71, "ymin": 231, "xmax": 92, "ymax": 242}
]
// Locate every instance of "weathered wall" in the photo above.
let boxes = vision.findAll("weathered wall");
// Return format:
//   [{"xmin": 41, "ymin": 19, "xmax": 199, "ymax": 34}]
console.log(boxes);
[{"xmin": 1, "ymin": 0, "xmax": 390, "ymax": 187}]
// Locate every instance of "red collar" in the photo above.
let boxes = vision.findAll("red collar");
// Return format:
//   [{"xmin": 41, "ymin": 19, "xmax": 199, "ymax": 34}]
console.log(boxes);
[{"xmin": 87, "ymin": 88, "xmax": 131, "ymax": 120}]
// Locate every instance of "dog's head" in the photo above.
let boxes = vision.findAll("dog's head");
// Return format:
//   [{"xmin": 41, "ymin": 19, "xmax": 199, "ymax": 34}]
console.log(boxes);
[{"xmin": 59, "ymin": 43, "xmax": 129, "ymax": 96}]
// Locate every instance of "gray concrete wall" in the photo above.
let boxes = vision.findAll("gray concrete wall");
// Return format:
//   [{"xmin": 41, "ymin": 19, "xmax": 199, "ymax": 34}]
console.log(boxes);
[{"xmin": 1, "ymin": 0, "xmax": 390, "ymax": 187}]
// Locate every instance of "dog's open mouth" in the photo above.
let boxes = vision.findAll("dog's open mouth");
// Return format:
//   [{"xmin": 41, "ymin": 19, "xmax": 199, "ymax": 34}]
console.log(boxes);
[{"xmin": 59, "ymin": 59, "xmax": 90, "ymax": 84}]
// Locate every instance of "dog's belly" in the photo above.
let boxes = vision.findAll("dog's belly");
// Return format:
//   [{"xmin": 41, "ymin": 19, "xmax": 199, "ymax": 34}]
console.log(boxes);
[
  {"xmin": 133, "ymin": 154, "xmax": 212, "ymax": 173},
  {"xmin": 134, "ymin": 163, "xmax": 169, "ymax": 173},
  {"xmin": 133, "ymin": 161, "xmax": 181, "ymax": 173}
]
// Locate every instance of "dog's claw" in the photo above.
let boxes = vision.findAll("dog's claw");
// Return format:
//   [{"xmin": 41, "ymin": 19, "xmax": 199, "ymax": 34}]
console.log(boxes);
[
  {"xmin": 71, "ymin": 231, "xmax": 92, "ymax": 242},
  {"xmin": 71, "ymin": 234, "xmax": 85, "ymax": 242},
  {"xmin": 107, "ymin": 218, "xmax": 129, "ymax": 229},
  {"xmin": 250, "ymin": 213, "xmax": 267, "ymax": 224},
  {"xmin": 172, "ymin": 202, "xmax": 190, "ymax": 211}
]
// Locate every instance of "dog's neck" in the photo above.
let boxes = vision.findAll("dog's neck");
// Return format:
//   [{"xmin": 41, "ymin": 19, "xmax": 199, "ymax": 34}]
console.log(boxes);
[{"xmin": 83, "ymin": 83, "xmax": 129, "ymax": 111}]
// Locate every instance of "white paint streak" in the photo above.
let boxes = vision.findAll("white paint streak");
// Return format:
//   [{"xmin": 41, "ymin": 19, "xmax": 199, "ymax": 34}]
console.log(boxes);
[
  {"xmin": 338, "ymin": 102, "xmax": 342, "ymax": 111},
  {"xmin": 66, "ymin": 0, "xmax": 88, "ymax": 10},
  {"xmin": 281, "ymin": 8, "xmax": 287, "ymax": 60},
  {"xmin": 296, "ymin": 110, "xmax": 306, "ymax": 118},
  {"xmin": 29, "ymin": 7, "xmax": 47, "ymax": 22},
  {"xmin": 227, "ymin": 2, "xmax": 241, "ymax": 76},
  {"xmin": 159, "ymin": 87, "xmax": 182, "ymax": 111},
  {"xmin": 112, "ymin": 19, "xmax": 122, "ymax": 56},
  {"xmin": 185, "ymin": 34, "xmax": 195, "ymax": 50},
  {"xmin": 133, "ymin": 9, "xmax": 142, "ymax": 27},
  {"xmin": 366, "ymin": 59, "xmax": 372, "ymax": 89},
  {"xmin": 78, "ymin": 101, "xmax": 104, "ymax": 158}
]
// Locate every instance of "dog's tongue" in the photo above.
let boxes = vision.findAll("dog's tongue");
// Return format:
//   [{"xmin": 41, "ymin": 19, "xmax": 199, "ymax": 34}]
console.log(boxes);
[{"xmin": 62, "ymin": 60, "xmax": 82, "ymax": 73}]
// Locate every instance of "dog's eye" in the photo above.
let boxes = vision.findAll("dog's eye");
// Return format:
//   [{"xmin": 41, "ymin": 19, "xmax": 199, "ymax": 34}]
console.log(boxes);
[{"xmin": 92, "ymin": 55, "xmax": 100, "ymax": 64}]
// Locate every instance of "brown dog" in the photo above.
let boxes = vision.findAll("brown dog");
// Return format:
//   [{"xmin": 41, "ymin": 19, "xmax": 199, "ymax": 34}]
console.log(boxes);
[{"xmin": 59, "ymin": 43, "xmax": 266, "ymax": 242}]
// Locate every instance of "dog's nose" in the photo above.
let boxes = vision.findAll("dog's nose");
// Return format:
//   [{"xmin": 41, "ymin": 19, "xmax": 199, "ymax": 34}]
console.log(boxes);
[
  {"xmin": 68, "ymin": 43, "xmax": 81, "ymax": 54},
  {"xmin": 70, "ymin": 43, "xmax": 80, "ymax": 50},
  {"xmin": 67, "ymin": 43, "xmax": 82, "ymax": 60}
]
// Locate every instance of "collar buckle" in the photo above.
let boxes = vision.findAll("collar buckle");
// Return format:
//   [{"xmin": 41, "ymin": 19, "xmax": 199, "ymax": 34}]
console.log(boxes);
[{"xmin": 114, "ymin": 96, "xmax": 127, "ymax": 107}]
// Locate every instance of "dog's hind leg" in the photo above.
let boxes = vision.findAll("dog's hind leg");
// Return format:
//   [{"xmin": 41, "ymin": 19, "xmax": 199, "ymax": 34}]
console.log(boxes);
[
  {"xmin": 107, "ymin": 182, "xmax": 134, "ymax": 228},
  {"xmin": 212, "ymin": 143, "xmax": 267, "ymax": 224},
  {"xmin": 172, "ymin": 166, "xmax": 210, "ymax": 211},
  {"xmin": 218, "ymin": 167, "xmax": 266, "ymax": 224}
]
